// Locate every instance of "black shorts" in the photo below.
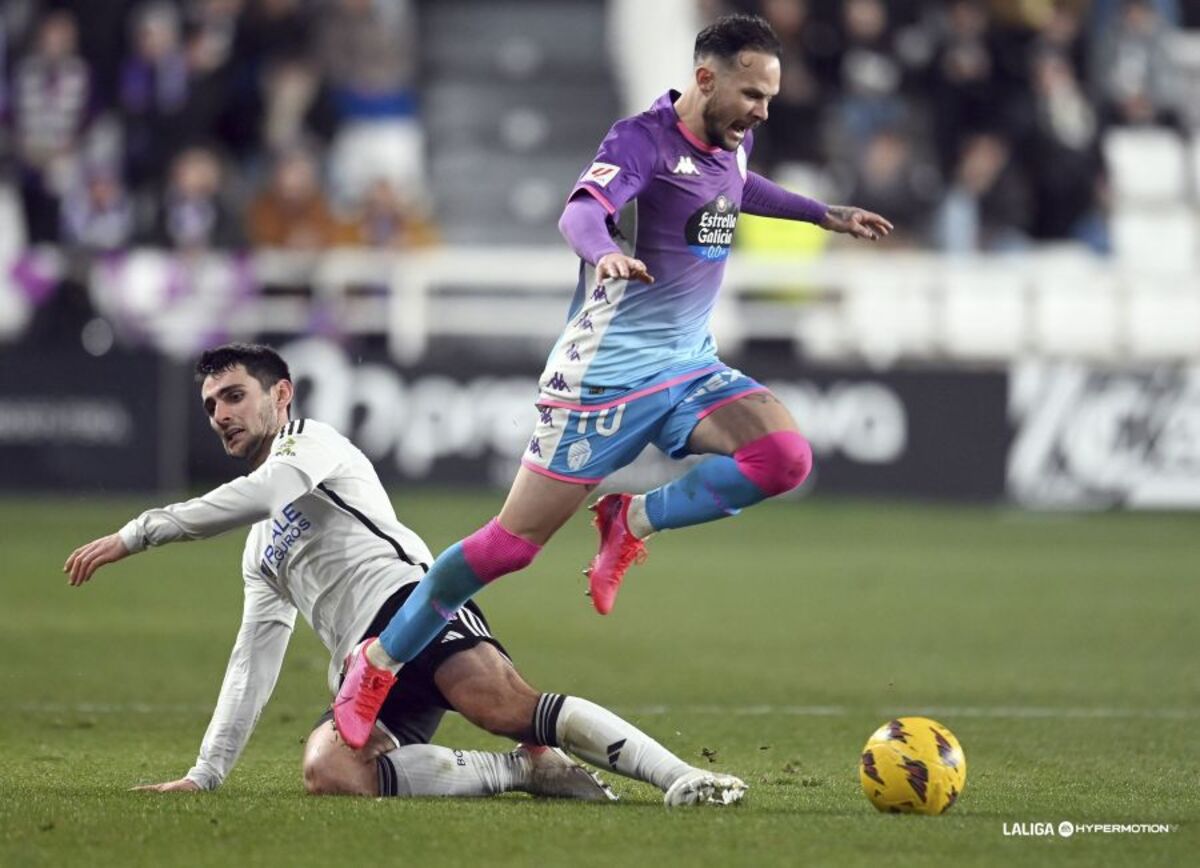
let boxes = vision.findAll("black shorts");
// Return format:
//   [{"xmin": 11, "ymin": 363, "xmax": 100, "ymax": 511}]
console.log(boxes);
[{"xmin": 314, "ymin": 584, "xmax": 509, "ymax": 746}]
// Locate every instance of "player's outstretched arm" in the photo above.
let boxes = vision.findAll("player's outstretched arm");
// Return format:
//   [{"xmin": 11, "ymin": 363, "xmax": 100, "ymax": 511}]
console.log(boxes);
[
  {"xmin": 64, "ymin": 533, "xmax": 131, "ymax": 586},
  {"xmin": 136, "ymin": 594, "xmax": 295, "ymax": 794},
  {"xmin": 819, "ymin": 205, "xmax": 894, "ymax": 242}
]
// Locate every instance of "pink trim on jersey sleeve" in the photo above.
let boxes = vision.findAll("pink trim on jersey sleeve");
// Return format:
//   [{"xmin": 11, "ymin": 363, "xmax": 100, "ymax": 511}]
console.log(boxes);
[
  {"xmin": 675, "ymin": 121, "xmax": 721, "ymax": 155},
  {"xmin": 521, "ymin": 459, "xmax": 605, "ymax": 486},
  {"xmin": 695, "ymin": 386, "xmax": 771, "ymax": 420},
  {"xmin": 537, "ymin": 364, "xmax": 725, "ymax": 412},
  {"xmin": 570, "ymin": 183, "xmax": 617, "ymax": 215}
]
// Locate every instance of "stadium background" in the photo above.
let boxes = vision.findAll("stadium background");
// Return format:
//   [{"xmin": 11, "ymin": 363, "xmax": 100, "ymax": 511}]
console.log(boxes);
[{"xmin": 1, "ymin": 1, "xmax": 1196, "ymax": 866}]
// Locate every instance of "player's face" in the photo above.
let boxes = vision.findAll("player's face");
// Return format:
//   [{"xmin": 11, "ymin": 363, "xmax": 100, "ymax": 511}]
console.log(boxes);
[
  {"xmin": 200, "ymin": 366, "xmax": 283, "ymax": 462},
  {"xmin": 702, "ymin": 50, "xmax": 780, "ymax": 151}
]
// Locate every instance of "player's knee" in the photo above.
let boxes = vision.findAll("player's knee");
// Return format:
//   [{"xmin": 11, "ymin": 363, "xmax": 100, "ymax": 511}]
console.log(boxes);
[
  {"xmin": 734, "ymin": 431, "xmax": 813, "ymax": 497},
  {"xmin": 460, "ymin": 518, "xmax": 542, "ymax": 585},
  {"xmin": 303, "ymin": 752, "xmax": 374, "ymax": 796}
]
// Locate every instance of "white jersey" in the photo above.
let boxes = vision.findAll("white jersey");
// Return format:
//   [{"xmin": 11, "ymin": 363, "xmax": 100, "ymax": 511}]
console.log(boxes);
[{"xmin": 118, "ymin": 418, "xmax": 432, "ymax": 789}]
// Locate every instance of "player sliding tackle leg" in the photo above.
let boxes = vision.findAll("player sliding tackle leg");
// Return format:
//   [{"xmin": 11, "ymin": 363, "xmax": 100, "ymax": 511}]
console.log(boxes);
[
  {"xmin": 309, "ymin": 643, "xmax": 744, "ymax": 806},
  {"xmin": 337, "ymin": 12, "xmax": 889, "ymax": 752}
]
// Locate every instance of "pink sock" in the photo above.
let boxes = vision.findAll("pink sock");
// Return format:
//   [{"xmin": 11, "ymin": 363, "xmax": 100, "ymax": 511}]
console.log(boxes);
[
  {"xmin": 733, "ymin": 431, "xmax": 813, "ymax": 496},
  {"xmin": 460, "ymin": 518, "xmax": 541, "ymax": 584}
]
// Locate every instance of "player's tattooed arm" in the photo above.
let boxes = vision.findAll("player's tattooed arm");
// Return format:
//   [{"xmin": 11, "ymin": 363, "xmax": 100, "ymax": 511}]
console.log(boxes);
[
  {"xmin": 820, "ymin": 206, "xmax": 894, "ymax": 242},
  {"xmin": 596, "ymin": 252, "xmax": 655, "ymax": 285}
]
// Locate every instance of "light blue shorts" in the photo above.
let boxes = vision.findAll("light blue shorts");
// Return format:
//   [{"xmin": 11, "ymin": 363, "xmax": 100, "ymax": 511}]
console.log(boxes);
[{"xmin": 521, "ymin": 364, "xmax": 768, "ymax": 484}]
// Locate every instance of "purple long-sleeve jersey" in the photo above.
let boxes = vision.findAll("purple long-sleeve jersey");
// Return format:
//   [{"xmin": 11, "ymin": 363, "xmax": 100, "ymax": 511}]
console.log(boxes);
[{"xmin": 538, "ymin": 90, "xmax": 753, "ymax": 409}]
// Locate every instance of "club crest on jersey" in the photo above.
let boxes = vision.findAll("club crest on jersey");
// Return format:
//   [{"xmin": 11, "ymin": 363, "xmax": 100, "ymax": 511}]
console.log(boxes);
[
  {"xmin": 275, "ymin": 436, "xmax": 297, "ymax": 457},
  {"xmin": 671, "ymin": 155, "xmax": 700, "ymax": 176},
  {"xmin": 684, "ymin": 193, "xmax": 739, "ymax": 261},
  {"xmin": 583, "ymin": 161, "xmax": 620, "ymax": 188}
]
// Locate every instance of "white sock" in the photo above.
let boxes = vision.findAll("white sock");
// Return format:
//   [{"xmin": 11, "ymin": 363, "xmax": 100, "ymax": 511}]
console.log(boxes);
[
  {"xmin": 365, "ymin": 639, "xmax": 402, "ymax": 673},
  {"xmin": 626, "ymin": 495, "xmax": 656, "ymax": 540},
  {"xmin": 533, "ymin": 694, "xmax": 693, "ymax": 792},
  {"xmin": 376, "ymin": 745, "xmax": 527, "ymax": 797}
]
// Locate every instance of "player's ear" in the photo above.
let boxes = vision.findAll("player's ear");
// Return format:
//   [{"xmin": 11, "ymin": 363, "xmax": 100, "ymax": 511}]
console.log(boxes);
[
  {"xmin": 274, "ymin": 378, "xmax": 295, "ymax": 415},
  {"xmin": 695, "ymin": 61, "xmax": 717, "ymax": 95}
]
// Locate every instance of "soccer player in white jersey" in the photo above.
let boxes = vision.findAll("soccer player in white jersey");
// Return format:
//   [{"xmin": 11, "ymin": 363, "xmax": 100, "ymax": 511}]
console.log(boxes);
[{"xmin": 63, "ymin": 344, "xmax": 745, "ymax": 806}]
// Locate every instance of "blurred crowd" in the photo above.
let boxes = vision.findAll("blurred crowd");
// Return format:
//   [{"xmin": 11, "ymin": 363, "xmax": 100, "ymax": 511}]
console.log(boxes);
[
  {"xmin": 719, "ymin": 0, "xmax": 1200, "ymax": 252},
  {"xmin": 4, "ymin": 0, "xmax": 1198, "ymax": 258},
  {"xmin": 0, "ymin": 0, "xmax": 435, "ymax": 258},
  {"xmin": 3, "ymin": 0, "xmax": 1199, "ymax": 351}
]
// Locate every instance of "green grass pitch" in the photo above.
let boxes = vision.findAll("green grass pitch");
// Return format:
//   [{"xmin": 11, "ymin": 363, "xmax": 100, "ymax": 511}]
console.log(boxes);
[{"xmin": 1, "ymin": 492, "xmax": 1196, "ymax": 867}]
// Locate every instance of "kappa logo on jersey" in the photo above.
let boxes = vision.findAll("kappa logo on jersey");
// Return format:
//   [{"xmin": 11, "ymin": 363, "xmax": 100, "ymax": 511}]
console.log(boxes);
[
  {"xmin": 684, "ymin": 193, "xmax": 739, "ymax": 261},
  {"xmin": 583, "ymin": 161, "xmax": 621, "ymax": 188},
  {"xmin": 671, "ymin": 155, "xmax": 700, "ymax": 175}
]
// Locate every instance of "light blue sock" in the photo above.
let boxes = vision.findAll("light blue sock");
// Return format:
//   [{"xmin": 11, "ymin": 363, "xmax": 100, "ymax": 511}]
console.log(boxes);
[
  {"xmin": 644, "ymin": 456, "xmax": 767, "ymax": 531},
  {"xmin": 378, "ymin": 543, "xmax": 484, "ymax": 663}
]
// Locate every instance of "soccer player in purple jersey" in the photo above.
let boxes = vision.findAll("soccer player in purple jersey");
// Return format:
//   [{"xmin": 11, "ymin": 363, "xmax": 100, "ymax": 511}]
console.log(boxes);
[{"xmin": 334, "ymin": 14, "xmax": 891, "ymax": 751}]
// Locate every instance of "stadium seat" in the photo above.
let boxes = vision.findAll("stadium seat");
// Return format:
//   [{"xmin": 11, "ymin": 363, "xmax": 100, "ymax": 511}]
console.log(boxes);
[
  {"xmin": 1031, "ymin": 265, "xmax": 1120, "ymax": 358},
  {"xmin": 1110, "ymin": 206, "xmax": 1199, "ymax": 273},
  {"xmin": 1104, "ymin": 127, "xmax": 1188, "ymax": 205},
  {"xmin": 1126, "ymin": 276, "xmax": 1200, "ymax": 360},
  {"xmin": 841, "ymin": 263, "xmax": 935, "ymax": 368},
  {"xmin": 940, "ymin": 265, "xmax": 1026, "ymax": 362}
]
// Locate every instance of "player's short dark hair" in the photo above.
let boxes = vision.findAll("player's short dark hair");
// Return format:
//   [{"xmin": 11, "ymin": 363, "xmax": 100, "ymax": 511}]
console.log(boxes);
[
  {"xmin": 195, "ymin": 343, "xmax": 291, "ymax": 392},
  {"xmin": 694, "ymin": 14, "xmax": 781, "ymax": 64}
]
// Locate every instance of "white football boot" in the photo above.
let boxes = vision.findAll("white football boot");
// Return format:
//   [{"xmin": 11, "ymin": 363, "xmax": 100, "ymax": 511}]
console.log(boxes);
[
  {"xmin": 517, "ymin": 745, "xmax": 618, "ymax": 802},
  {"xmin": 663, "ymin": 770, "xmax": 748, "ymax": 807}
]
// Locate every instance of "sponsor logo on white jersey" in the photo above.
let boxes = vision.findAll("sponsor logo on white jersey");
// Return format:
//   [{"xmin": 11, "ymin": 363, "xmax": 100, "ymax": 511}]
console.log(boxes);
[
  {"xmin": 583, "ymin": 162, "xmax": 621, "ymax": 187},
  {"xmin": 672, "ymin": 155, "xmax": 700, "ymax": 176}
]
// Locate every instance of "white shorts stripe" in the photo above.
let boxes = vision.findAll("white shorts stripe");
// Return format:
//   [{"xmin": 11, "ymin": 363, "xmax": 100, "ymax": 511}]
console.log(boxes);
[{"xmin": 458, "ymin": 607, "xmax": 489, "ymax": 638}]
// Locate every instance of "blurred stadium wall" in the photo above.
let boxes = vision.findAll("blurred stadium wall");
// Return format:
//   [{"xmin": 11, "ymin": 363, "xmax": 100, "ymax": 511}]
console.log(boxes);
[{"xmin": 1, "ymin": 0, "xmax": 1198, "ymax": 509}]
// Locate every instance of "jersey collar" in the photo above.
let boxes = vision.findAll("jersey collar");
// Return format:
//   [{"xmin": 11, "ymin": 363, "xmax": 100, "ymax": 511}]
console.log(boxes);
[{"xmin": 658, "ymin": 89, "xmax": 723, "ymax": 156}]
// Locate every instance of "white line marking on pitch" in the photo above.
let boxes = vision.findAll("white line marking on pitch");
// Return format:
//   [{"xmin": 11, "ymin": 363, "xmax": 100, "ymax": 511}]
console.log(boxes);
[
  {"xmin": 625, "ymin": 705, "xmax": 1200, "ymax": 720},
  {"xmin": 16, "ymin": 702, "xmax": 1200, "ymax": 721}
]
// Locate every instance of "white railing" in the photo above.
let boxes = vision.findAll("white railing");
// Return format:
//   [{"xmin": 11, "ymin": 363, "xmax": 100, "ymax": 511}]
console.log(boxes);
[{"xmin": 67, "ymin": 245, "xmax": 1200, "ymax": 366}]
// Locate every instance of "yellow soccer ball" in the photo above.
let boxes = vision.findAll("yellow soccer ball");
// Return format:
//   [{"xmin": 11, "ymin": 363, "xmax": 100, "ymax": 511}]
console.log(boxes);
[{"xmin": 859, "ymin": 717, "xmax": 967, "ymax": 815}]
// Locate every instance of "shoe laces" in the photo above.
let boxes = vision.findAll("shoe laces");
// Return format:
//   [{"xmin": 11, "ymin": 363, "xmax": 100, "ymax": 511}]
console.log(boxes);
[{"xmin": 356, "ymin": 668, "xmax": 392, "ymax": 712}]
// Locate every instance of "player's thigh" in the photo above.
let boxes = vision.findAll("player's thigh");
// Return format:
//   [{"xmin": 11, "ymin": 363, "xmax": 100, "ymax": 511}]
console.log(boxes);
[
  {"xmin": 686, "ymin": 388, "xmax": 799, "ymax": 456},
  {"xmin": 497, "ymin": 465, "xmax": 595, "ymax": 544},
  {"xmin": 434, "ymin": 642, "xmax": 540, "ymax": 741},
  {"xmin": 302, "ymin": 720, "xmax": 390, "ymax": 795}
]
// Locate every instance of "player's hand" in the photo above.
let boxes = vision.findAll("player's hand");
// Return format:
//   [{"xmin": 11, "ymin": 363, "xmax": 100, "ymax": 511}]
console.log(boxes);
[
  {"xmin": 820, "ymin": 206, "xmax": 893, "ymax": 241},
  {"xmin": 596, "ymin": 252, "xmax": 654, "ymax": 285},
  {"xmin": 132, "ymin": 778, "xmax": 202, "ymax": 793},
  {"xmin": 64, "ymin": 533, "xmax": 130, "ymax": 586}
]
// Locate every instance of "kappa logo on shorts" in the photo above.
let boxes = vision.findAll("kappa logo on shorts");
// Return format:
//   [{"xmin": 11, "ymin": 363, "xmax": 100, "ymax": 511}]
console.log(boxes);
[{"xmin": 583, "ymin": 162, "xmax": 621, "ymax": 188}]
